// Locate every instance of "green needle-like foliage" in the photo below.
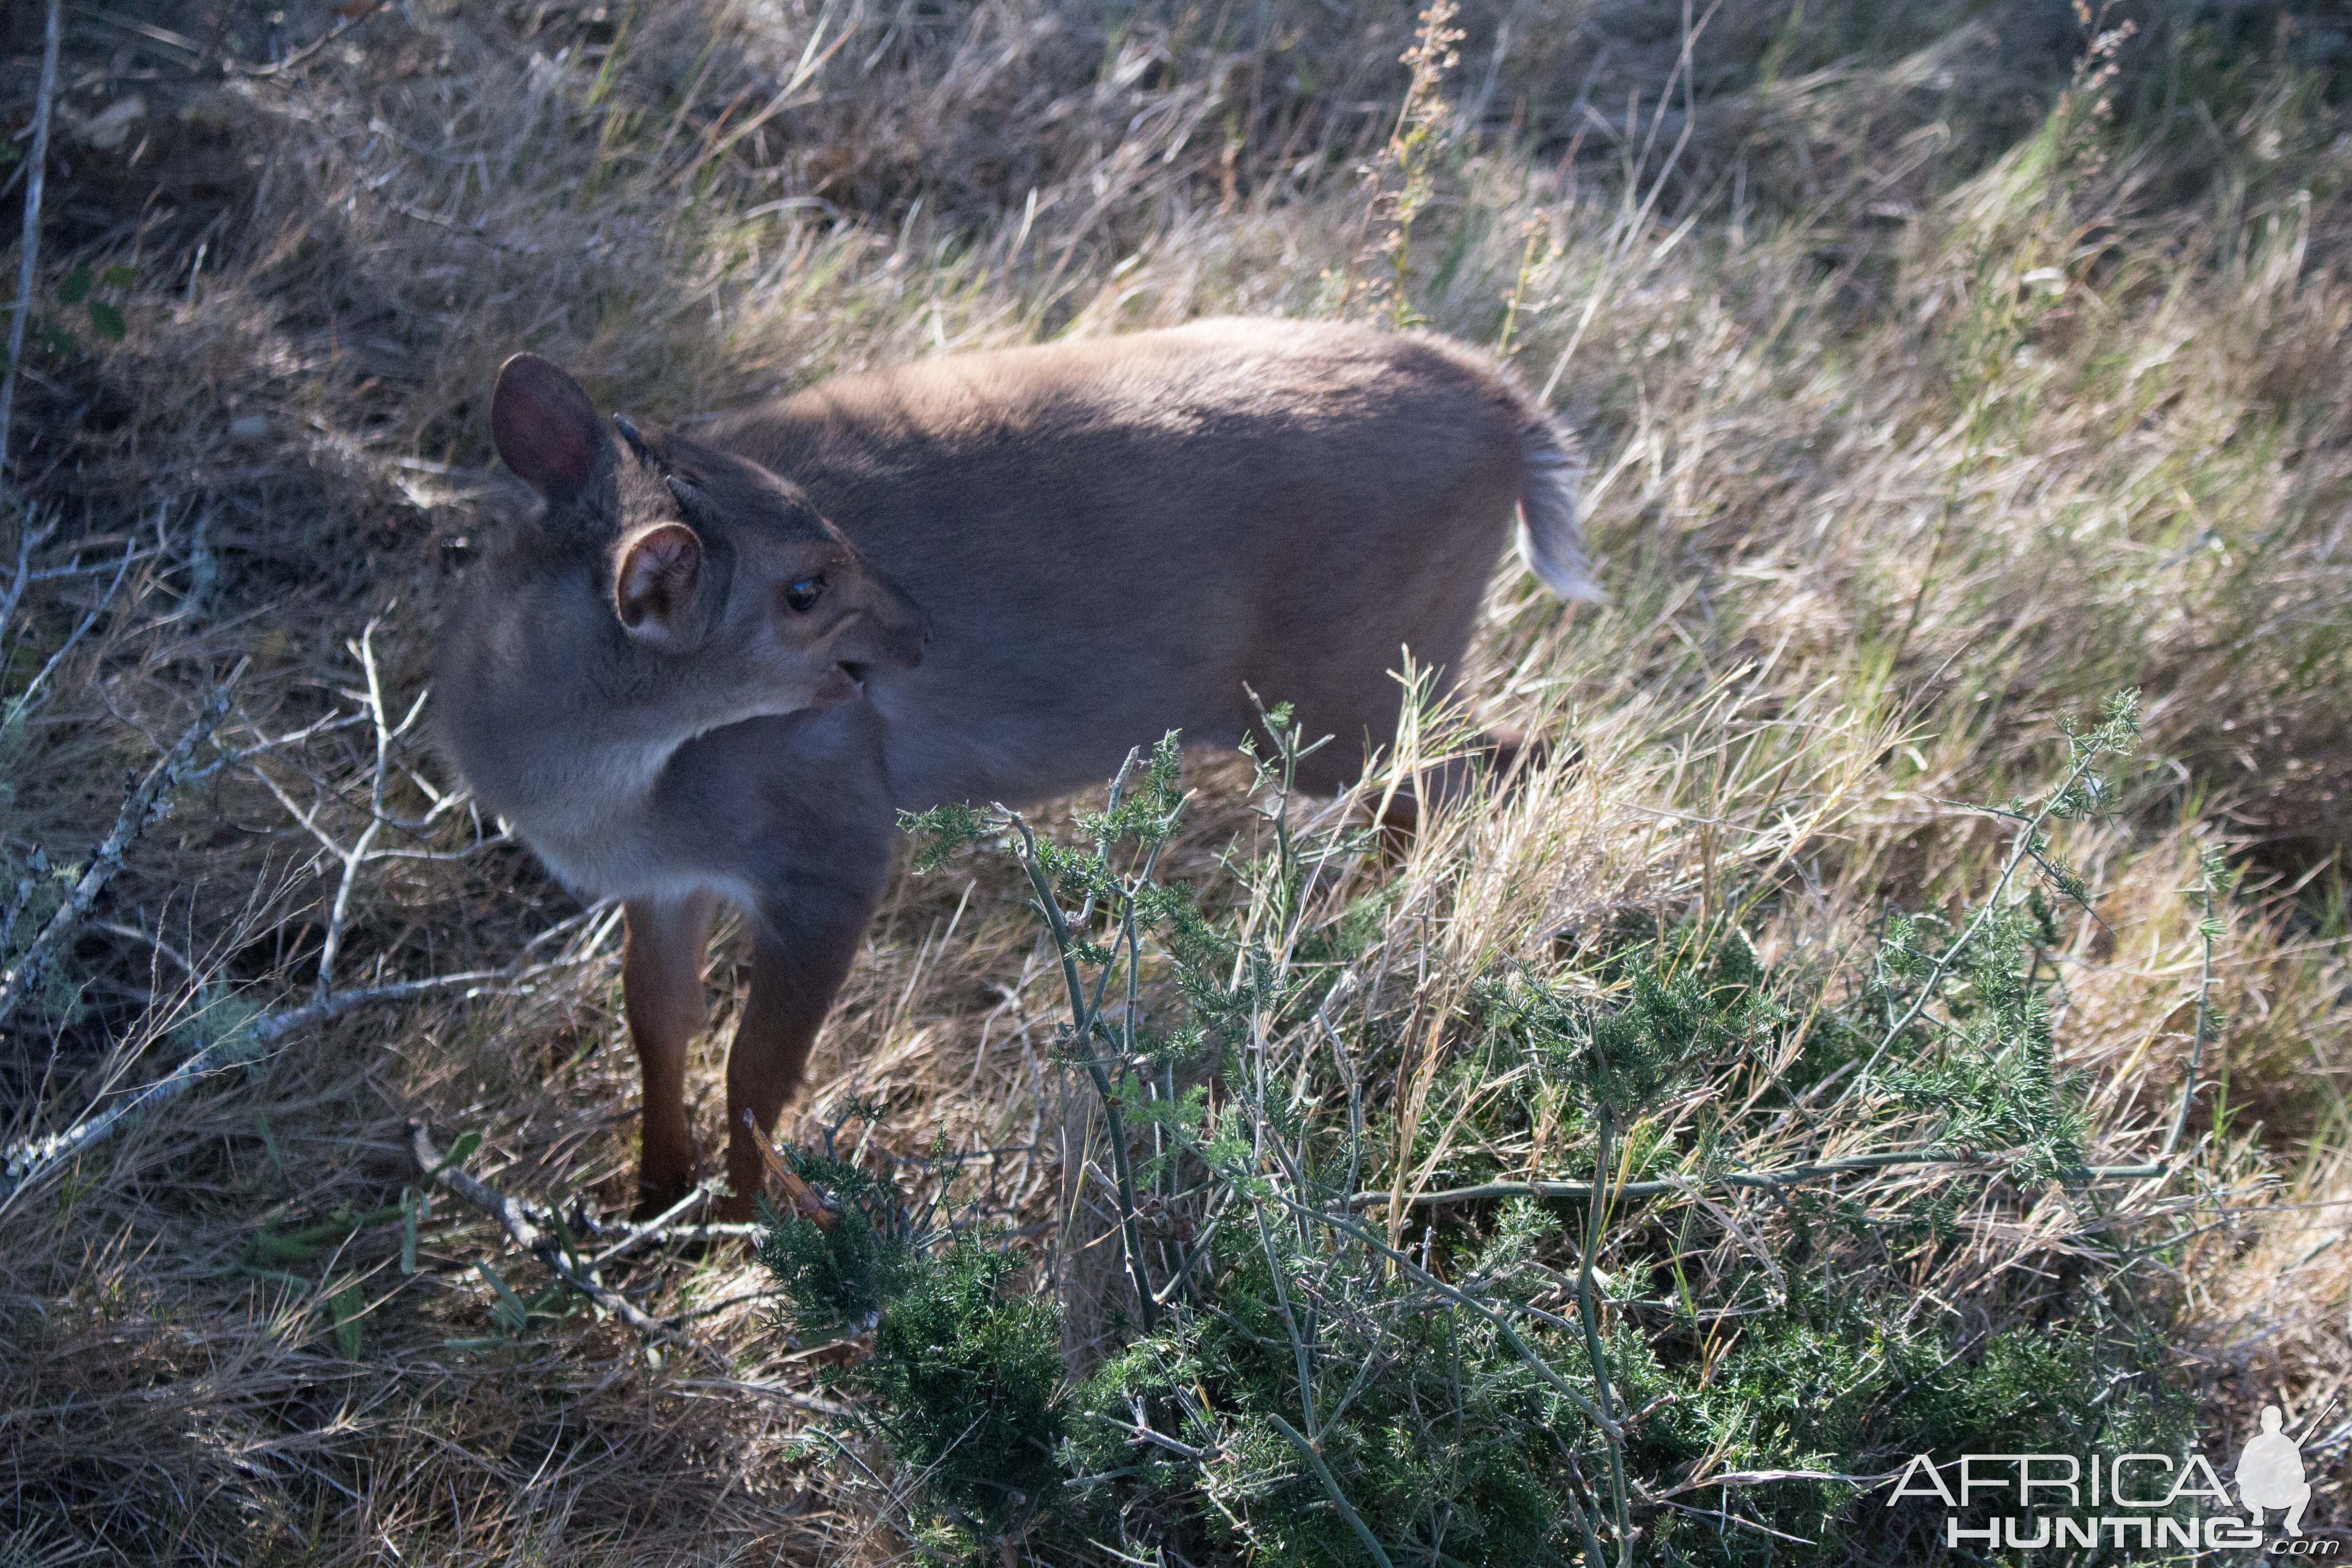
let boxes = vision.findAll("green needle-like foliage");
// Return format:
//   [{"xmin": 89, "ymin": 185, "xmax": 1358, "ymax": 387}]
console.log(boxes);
[{"xmin": 768, "ymin": 690, "xmax": 2193, "ymax": 1565}]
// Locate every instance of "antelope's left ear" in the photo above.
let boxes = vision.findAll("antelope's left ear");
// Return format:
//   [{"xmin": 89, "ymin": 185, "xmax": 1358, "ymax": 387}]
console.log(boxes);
[{"xmin": 492, "ymin": 354, "xmax": 606, "ymax": 504}]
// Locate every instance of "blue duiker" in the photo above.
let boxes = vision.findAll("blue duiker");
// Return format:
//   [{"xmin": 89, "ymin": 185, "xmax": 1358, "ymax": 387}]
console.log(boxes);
[{"xmin": 436, "ymin": 318, "xmax": 1592, "ymax": 1220}]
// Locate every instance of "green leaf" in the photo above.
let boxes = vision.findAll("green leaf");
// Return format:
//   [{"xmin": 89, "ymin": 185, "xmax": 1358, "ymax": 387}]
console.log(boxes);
[
  {"xmin": 478, "ymin": 1260, "xmax": 529, "ymax": 1335},
  {"xmin": 431, "ymin": 1128, "xmax": 483, "ymax": 1177},
  {"xmin": 400, "ymin": 1186, "xmax": 421, "ymax": 1276},
  {"xmin": 88, "ymin": 301, "xmax": 127, "ymax": 341},
  {"xmin": 330, "ymin": 1284, "xmax": 366, "ymax": 1359},
  {"xmin": 59, "ymin": 266, "xmax": 93, "ymax": 305},
  {"xmin": 900, "ymin": 801, "xmax": 993, "ymax": 873},
  {"xmin": 102, "ymin": 265, "xmax": 139, "ymax": 289},
  {"xmin": 234, "ymin": 1264, "xmax": 315, "ymax": 1290},
  {"xmin": 249, "ymin": 1228, "xmax": 323, "ymax": 1263}
]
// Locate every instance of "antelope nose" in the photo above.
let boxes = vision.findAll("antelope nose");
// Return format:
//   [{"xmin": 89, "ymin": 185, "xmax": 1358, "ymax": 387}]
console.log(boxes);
[
  {"xmin": 885, "ymin": 587, "xmax": 930, "ymax": 668},
  {"xmin": 884, "ymin": 613, "xmax": 928, "ymax": 669}
]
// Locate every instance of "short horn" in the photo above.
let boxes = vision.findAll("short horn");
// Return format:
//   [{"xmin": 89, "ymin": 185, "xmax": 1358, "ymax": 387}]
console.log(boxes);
[{"xmin": 613, "ymin": 413, "xmax": 657, "ymax": 470}]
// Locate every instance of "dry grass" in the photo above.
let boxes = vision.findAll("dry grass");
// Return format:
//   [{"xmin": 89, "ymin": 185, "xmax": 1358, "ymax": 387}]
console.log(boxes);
[{"xmin": 2, "ymin": 0, "xmax": 2348, "ymax": 1561}]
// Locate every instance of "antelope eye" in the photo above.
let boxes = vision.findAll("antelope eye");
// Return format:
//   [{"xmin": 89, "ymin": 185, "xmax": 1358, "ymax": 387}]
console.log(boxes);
[{"xmin": 784, "ymin": 575, "xmax": 825, "ymax": 613}]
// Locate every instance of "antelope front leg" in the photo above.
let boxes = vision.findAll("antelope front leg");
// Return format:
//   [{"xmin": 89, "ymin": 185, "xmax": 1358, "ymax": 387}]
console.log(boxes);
[
  {"xmin": 621, "ymin": 891, "xmax": 720, "ymax": 1217},
  {"xmin": 719, "ymin": 879, "xmax": 887, "ymax": 1222}
]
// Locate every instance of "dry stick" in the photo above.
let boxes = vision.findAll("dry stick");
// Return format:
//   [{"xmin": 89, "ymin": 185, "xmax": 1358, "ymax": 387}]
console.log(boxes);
[
  {"xmin": 0, "ymin": 962, "xmax": 565, "ymax": 1197},
  {"xmin": 314, "ymin": 619, "xmax": 413, "ymax": 998},
  {"xmin": 411, "ymin": 1120, "xmax": 677, "ymax": 1340},
  {"xmin": 0, "ymin": 0, "xmax": 62, "ymax": 484},
  {"xmin": 0, "ymin": 515, "xmax": 55, "ymax": 645},
  {"xmin": 250, "ymin": 964, "xmax": 561, "ymax": 1043},
  {"xmin": 1344, "ymin": 1150, "xmax": 2166, "ymax": 1211},
  {"xmin": 1641, "ymin": 1467, "xmax": 1888, "ymax": 1504},
  {"xmin": 3, "ymin": 536, "xmax": 136, "ymax": 727},
  {"xmin": 588, "ymin": 1182, "xmax": 760, "ymax": 1269},
  {"xmin": 2160, "ymin": 863, "xmax": 2223, "ymax": 1162},
  {"xmin": 0, "ymin": 681, "xmax": 235, "ymax": 1033},
  {"xmin": 0, "ymin": 1036, "xmax": 252, "ymax": 1194},
  {"xmin": 589, "ymin": 1220, "xmax": 764, "ymax": 1262},
  {"xmin": 231, "ymin": 0, "xmax": 392, "ymax": 78},
  {"xmin": 410, "ymin": 1122, "xmax": 847, "ymax": 1417}
]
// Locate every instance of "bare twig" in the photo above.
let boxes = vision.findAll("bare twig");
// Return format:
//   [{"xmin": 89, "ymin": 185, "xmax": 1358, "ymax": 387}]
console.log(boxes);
[
  {"xmin": 0, "ymin": 513, "xmax": 56, "ymax": 645},
  {"xmin": 183, "ymin": 707, "xmax": 370, "ymax": 783},
  {"xmin": 93, "ymin": 917, "xmax": 198, "ymax": 978},
  {"xmin": 0, "ymin": 959, "xmax": 569, "ymax": 1202},
  {"xmin": 587, "ymin": 1182, "xmax": 762, "ymax": 1267},
  {"xmin": 1345, "ymin": 1150, "xmax": 2167, "ymax": 1211},
  {"xmin": 316, "ymin": 620, "xmax": 406, "ymax": 997},
  {"xmin": 0, "ymin": 678, "xmax": 235, "ymax": 1032},
  {"xmin": 248, "ymin": 964, "xmax": 561, "ymax": 1044},
  {"xmin": 244, "ymin": 623, "xmax": 484, "ymax": 998},
  {"xmin": 410, "ymin": 1119, "xmax": 678, "ymax": 1341},
  {"xmin": 230, "ymin": 0, "xmax": 392, "ymax": 78},
  {"xmin": 0, "ymin": 1033, "xmax": 245, "ymax": 1200},
  {"xmin": 411, "ymin": 1122, "xmax": 846, "ymax": 1417},
  {"xmin": 591, "ymin": 1218, "xmax": 764, "ymax": 1265},
  {"xmin": 0, "ymin": 0, "xmax": 62, "ymax": 484},
  {"xmin": 1639, "ymin": 1467, "xmax": 1889, "ymax": 1504},
  {"xmin": 1, "ymin": 535, "xmax": 136, "ymax": 728}
]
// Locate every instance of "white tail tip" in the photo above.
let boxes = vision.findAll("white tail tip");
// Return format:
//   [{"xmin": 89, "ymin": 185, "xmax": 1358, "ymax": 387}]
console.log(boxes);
[{"xmin": 1518, "ymin": 426, "xmax": 1600, "ymax": 603}]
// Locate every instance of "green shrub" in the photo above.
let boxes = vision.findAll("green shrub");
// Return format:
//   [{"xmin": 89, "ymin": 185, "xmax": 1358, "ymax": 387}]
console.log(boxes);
[
  {"xmin": 758, "ymin": 688, "xmax": 2200, "ymax": 1565},
  {"xmin": 860, "ymin": 1235, "xmax": 1068, "ymax": 1558}
]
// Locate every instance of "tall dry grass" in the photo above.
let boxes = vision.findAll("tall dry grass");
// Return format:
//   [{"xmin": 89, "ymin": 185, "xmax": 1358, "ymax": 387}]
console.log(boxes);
[{"xmin": 1, "ymin": 0, "xmax": 2347, "ymax": 1561}]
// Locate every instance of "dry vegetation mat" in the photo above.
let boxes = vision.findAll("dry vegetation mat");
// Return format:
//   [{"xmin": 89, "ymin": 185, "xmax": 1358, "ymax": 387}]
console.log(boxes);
[{"xmin": 2, "ymin": 0, "xmax": 2349, "ymax": 1563}]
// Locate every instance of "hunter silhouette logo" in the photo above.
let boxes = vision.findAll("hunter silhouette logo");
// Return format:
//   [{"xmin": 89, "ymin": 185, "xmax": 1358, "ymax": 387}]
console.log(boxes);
[{"xmin": 2239, "ymin": 1405, "xmax": 2312, "ymax": 1537}]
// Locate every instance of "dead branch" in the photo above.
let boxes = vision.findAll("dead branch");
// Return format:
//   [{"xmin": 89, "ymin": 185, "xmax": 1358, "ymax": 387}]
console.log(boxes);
[
  {"xmin": 0, "ymin": 962, "xmax": 567, "ymax": 1200},
  {"xmin": 0, "ymin": 1033, "xmax": 245, "ymax": 1200},
  {"xmin": 1345, "ymin": 1150, "xmax": 2169, "ymax": 1211},
  {"xmin": 585, "ymin": 1183, "xmax": 761, "ymax": 1268},
  {"xmin": 409, "ymin": 1120, "xmax": 848, "ymax": 1416},
  {"xmin": 0, "ymin": 514, "xmax": 57, "ymax": 646},
  {"xmin": 0, "ymin": 678, "xmax": 235, "ymax": 1033},
  {"xmin": 410, "ymin": 1118, "xmax": 682, "ymax": 1341}
]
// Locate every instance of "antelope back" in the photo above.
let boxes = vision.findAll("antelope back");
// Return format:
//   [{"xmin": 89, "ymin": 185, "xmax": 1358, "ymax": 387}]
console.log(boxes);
[
  {"xmin": 710, "ymin": 318, "xmax": 1556, "ymax": 810},
  {"xmin": 438, "ymin": 320, "xmax": 1584, "ymax": 902}
]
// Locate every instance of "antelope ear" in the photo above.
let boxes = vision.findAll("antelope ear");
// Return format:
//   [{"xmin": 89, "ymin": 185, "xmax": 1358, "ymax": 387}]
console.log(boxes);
[
  {"xmin": 614, "ymin": 522, "xmax": 706, "ymax": 649},
  {"xmin": 492, "ymin": 353, "xmax": 605, "ymax": 503}
]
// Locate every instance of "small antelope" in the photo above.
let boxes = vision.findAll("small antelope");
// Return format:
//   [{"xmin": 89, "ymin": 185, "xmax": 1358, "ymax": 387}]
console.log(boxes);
[{"xmin": 435, "ymin": 318, "xmax": 1593, "ymax": 1220}]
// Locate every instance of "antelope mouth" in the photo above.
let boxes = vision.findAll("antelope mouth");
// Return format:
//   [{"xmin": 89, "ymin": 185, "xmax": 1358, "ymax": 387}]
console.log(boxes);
[{"xmin": 812, "ymin": 662, "xmax": 869, "ymax": 707}]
